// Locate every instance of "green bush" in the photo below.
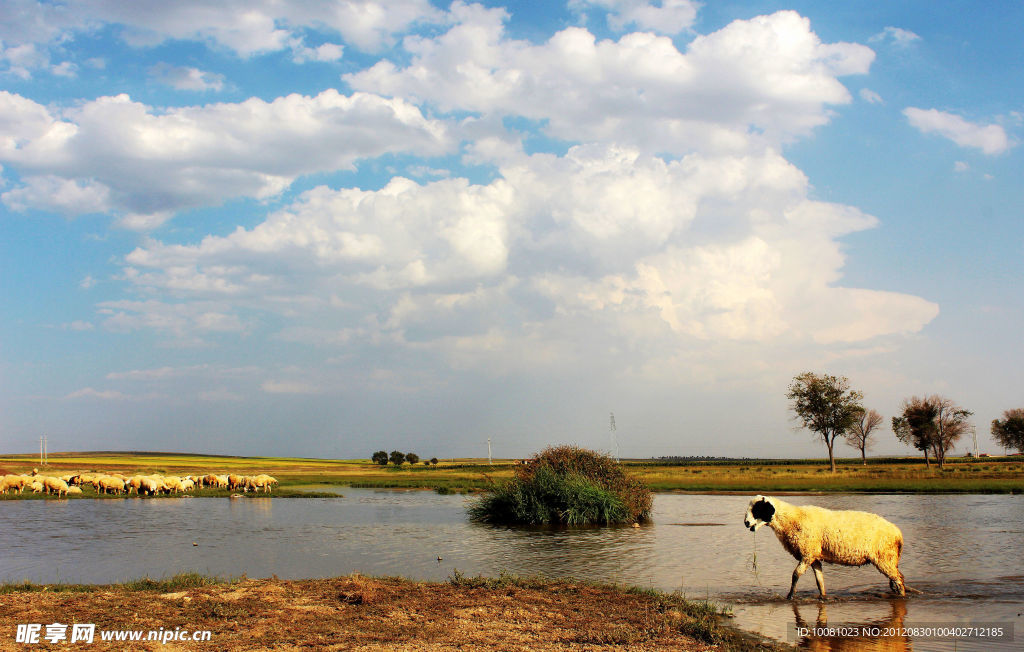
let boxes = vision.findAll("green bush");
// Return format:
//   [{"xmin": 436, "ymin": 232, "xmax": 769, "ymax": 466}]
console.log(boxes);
[{"xmin": 468, "ymin": 446, "xmax": 652, "ymax": 526}]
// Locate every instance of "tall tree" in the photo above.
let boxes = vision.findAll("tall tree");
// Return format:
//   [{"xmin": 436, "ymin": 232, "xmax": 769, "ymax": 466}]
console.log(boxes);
[
  {"xmin": 371, "ymin": 450, "xmax": 388, "ymax": 466},
  {"xmin": 991, "ymin": 408, "xmax": 1024, "ymax": 454},
  {"xmin": 893, "ymin": 395, "xmax": 972, "ymax": 468},
  {"xmin": 892, "ymin": 397, "xmax": 937, "ymax": 467},
  {"xmin": 787, "ymin": 372, "xmax": 864, "ymax": 472},
  {"xmin": 845, "ymin": 408, "xmax": 883, "ymax": 465}
]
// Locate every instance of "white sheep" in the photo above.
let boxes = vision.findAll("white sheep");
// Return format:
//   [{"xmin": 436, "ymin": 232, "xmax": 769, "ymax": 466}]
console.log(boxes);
[
  {"xmin": 98, "ymin": 476, "xmax": 126, "ymax": 495},
  {"xmin": 1, "ymin": 474, "xmax": 25, "ymax": 494},
  {"xmin": 743, "ymin": 495, "xmax": 906, "ymax": 598},
  {"xmin": 42, "ymin": 476, "xmax": 69, "ymax": 498},
  {"xmin": 138, "ymin": 477, "xmax": 161, "ymax": 496}
]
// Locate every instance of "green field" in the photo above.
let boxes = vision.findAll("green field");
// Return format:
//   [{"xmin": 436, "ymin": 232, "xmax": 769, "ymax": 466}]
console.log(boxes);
[{"xmin": 2, "ymin": 451, "xmax": 1022, "ymax": 495}]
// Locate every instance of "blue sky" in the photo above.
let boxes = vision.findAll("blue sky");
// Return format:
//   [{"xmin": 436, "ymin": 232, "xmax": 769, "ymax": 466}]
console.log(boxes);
[{"xmin": 1, "ymin": 0, "xmax": 1021, "ymax": 460}]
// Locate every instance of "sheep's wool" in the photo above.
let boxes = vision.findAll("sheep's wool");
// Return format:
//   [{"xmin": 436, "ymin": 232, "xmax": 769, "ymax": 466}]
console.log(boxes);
[{"xmin": 744, "ymin": 495, "xmax": 906, "ymax": 597}]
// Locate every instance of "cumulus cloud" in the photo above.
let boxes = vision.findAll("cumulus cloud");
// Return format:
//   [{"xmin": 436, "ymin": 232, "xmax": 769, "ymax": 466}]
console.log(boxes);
[
  {"xmin": 149, "ymin": 63, "xmax": 225, "ymax": 91},
  {"xmin": 347, "ymin": 7, "xmax": 873, "ymax": 152},
  {"xmin": 116, "ymin": 144, "xmax": 938, "ymax": 356},
  {"xmin": 571, "ymin": 0, "xmax": 700, "ymax": 34},
  {"xmin": 1, "ymin": 175, "xmax": 111, "ymax": 215},
  {"xmin": 6, "ymin": 4, "xmax": 938, "ymax": 399},
  {"xmin": 2, "ymin": 0, "xmax": 441, "ymax": 60},
  {"xmin": 904, "ymin": 107, "xmax": 1010, "ymax": 155},
  {"xmin": 0, "ymin": 89, "xmax": 452, "ymax": 226}
]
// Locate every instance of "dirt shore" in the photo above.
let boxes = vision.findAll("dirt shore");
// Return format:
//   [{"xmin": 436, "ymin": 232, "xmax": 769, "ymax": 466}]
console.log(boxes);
[{"xmin": 0, "ymin": 575, "xmax": 785, "ymax": 651}]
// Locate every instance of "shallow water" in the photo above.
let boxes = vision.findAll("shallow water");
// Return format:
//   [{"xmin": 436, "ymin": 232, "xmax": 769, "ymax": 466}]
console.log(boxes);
[{"xmin": 2, "ymin": 491, "xmax": 1021, "ymax": 650}]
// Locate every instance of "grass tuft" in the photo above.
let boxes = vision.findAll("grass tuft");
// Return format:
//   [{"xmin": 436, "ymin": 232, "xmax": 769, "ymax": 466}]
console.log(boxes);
[{"xmin": 468, "ymin": 446, "xmax": 651, "ymax": 526}]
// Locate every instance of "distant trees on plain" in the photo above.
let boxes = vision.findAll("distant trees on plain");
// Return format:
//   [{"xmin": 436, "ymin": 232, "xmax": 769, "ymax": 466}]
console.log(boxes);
[
  {"xmin": 371, "ymin": 451, "xmax": 437, "ymax": 466},
  {"xmin": 788, "ymin": 371, "xmax": 1022, "ymax": 469}
]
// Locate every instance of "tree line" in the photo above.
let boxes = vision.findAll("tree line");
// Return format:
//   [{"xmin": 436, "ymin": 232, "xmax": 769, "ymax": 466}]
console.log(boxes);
[
  {"xmin": 787, "ymin": 372, "xmax": 1024, "ymax": 472},
  {"xmin": 371, "ymin": 450, "xmax": 439, "ymax": 467}
]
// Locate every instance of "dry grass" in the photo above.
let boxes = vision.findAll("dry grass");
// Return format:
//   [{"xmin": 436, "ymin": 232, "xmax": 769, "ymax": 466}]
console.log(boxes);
[{"xmin": 0, "ymin": 575, "xmax": 785, "ymax": 651}]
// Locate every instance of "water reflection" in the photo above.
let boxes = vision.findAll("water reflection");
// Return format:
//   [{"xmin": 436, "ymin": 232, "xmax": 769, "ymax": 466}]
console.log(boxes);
[{"xmin": 794, "ymin": 601, "xmax": 910, "ymax": 652}]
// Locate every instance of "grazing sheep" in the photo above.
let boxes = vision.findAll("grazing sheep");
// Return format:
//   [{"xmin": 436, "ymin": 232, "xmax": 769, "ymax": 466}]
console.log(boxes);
[
  {"xmin": 30, "ymin": 480, "xmax": 44, "ymax": 493},
  {"xmin": 743, "ymin": 495, "xmax": 906, "ymax": 598},
  {"xmin": 1, "ymin": 474, "xmax": 25, "ymax": 494},
  {"xmin": 252, "ymin": 474, "xmax": 278, "ymax": 493},
  {"xmin": 42, "ymin": 477, "xmax": 69, "ymax": 498},
  {"xmin": 163, "ymin": 476, "xmax": 185, "ymax": 494},
  {"xmin": 98, "ymin": 476, "xmax": 126, "ymax": 495},
  {"xmin": 138, "ymin": 477, "xmax": 161, "ymax": 496},
  {"xmin": 181, "ymin": 478, "xmax": 196, "ymax": 492},
  {"xmin": 126, "ymin": 475, "xmax": 145, "ymax": 495},
  {"xmin": 67, "ymin": 486, "xmax": 83, "ymax": 495},
  {"xmin": 228, "ymin": 474, "xmax": 245, "ymax": 490},
  {"xmin": 214, "ymin": 474, "xmax": 229, "ymax": 488}
]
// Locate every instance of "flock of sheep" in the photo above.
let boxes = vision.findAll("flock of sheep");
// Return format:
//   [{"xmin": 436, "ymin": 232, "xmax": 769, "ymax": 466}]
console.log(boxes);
[{"xmin": 0, "ymin": 470, "xmax": 279, "ymax": 499}]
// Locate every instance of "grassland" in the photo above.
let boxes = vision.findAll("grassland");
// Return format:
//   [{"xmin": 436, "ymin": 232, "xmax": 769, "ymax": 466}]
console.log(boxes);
[
  {"xmin": 1, "ymin": 451, "xmax": 1022, "ymax": 495},
  {"xmin": 0, "ymin": 572, "xmax": 782, "ymax": 651}
]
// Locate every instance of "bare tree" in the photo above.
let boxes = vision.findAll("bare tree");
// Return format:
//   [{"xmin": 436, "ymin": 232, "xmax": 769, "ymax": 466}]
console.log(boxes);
[
  {"xmin": 991, "ymin": 408, "xmax": 1024, "ymax": 454},
  {"xmin": 787, "ymin": 372, "xmax": 864, "ymax": 472},
  {"xmin": 893, "ymin": 395, "xmax": 972, "ymax": 468},
  {"xmin": 845, "ymin": 408, "xmax": 882, "ymax": 465}
]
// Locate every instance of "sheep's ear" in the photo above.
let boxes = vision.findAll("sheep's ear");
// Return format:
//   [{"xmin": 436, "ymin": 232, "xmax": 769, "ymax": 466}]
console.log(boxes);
[{"xmin": 751, "ymin": 498, "xmax": 775, "ymax": 523}]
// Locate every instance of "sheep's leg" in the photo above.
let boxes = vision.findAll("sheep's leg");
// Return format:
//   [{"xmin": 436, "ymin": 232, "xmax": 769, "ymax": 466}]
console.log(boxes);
[
  {"xmin": 787, "ymin": 560, "xmax": 810, "ymax": 599},
  {"xmin": 811, "ymin": 561, "xmax": 826, "ymax": 598}
]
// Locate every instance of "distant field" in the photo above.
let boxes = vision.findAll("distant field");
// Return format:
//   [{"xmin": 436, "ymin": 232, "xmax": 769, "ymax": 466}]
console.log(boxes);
[{"xmin": 1, "ymin": 451, "xmax": 1022, "ymax": 494}]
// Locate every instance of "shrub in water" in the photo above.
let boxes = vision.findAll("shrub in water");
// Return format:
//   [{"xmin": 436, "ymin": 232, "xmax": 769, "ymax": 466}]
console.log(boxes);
[{"xmin": 468, "ymin": 446, "xmax": 652, "ymax": 526}]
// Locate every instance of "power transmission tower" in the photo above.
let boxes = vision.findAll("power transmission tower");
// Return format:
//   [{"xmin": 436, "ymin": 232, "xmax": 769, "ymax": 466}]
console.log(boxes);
[{"xmin": 609, "ymin": 412, "xmax": 619, "ymax": 463}]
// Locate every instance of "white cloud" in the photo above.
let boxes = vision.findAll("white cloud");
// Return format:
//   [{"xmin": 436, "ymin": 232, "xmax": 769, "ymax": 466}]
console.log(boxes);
[
  {"xmin": 859, "ymin": 88, "xmax": 883, "ymax": 104},
  {"xmin": 571, "ymin": 0, "xmax": 700, "ymax": 34},
  {"xmin": 65, "ymin": 387, "xmax": 131, "ymax": 400},
  {"xmin": 870, "ymin": 26, "xmax": 921, "ymax": 48},
  {"xmin": 904, "ymin": 107, "xmax": 1010, "ymax": 155},
  {"xmin": 1, "ymin": 175, "xmax": 111, "ymax": 215},
  {"xmin": 954, "ymin": 161, "xmax": 969, "ymax": 172},
  {"xmin": 1, "ymin": 0, "xmax": 441, "ymax": 61},
  {"xmin": 97, "ymin": 299, "xmax": 246, "ymax": 343},
  {"xmin": 149, "ymin": 63, "xmax": 225, "ymax": 91},
  {"xmin": 0, "ymin": 89, "xmax": 452, "ymax": 226},
  {"xmin": 290, "ymin": 40, "xmax": 344, "ymax": 63},
  {"xmin": 261, "ymin": 380, "xmax": 323, "ymax": 395},
  {"xmin": 347, "ymin": 8, "xmax": 873, "ymax": 152},
  {"xmin": 115, "ymin": 144, "xmax": 937, "ymax": 357}
]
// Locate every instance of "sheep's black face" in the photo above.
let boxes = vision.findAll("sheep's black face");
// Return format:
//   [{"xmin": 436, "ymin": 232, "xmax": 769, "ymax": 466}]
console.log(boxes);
[{"xmin": 743, "ymin": 496, "xmax": 775, "ymax": 532}]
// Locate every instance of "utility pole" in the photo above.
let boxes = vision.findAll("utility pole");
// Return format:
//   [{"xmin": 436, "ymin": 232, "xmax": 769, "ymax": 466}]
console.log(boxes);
[
  {"xmin": 971, "ymin": 425, "xmax": 979, "ymax": 458},
  {"xmin": 43, "ymin": 435, "xmax": 47, "ymax": 465},
  {"xmin": 487, "ymin": 437, "xmax": 492, "ymax": 465}
]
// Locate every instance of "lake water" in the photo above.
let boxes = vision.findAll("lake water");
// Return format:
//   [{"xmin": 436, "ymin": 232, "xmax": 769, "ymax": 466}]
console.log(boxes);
[{"xmin": 2, "ymin": 491, "xmax": 1021, "ymax": 650}]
